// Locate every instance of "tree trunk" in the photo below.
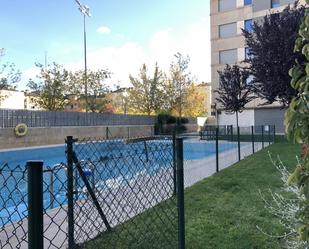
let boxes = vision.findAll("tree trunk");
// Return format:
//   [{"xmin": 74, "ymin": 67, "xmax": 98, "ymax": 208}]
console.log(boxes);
[{"xmin": 236, "ymin": 111, "xmax": 239, "ymax": 128}]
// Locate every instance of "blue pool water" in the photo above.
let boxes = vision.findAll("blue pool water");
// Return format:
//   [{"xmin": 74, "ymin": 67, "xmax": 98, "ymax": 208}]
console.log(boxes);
[
  {"xmin": 0, "ymin": 140, "xmax": 238, "ymax": 225},
  {"xmin": 0, "ymin": 145, "xmax": 66, "ymax": 167},
  {"xmin": 0, "ymin": 141, "xmax": 237, "ymax": 167}
]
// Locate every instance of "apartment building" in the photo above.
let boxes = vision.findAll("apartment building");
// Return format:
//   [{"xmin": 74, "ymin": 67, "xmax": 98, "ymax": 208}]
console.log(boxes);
[{"xmin": 210, "ymin": 0, "xmax": 306, "ymax": 133}]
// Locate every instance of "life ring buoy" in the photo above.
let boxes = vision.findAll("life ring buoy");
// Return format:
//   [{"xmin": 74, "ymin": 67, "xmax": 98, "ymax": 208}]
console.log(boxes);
[{"xmin": 14, "ymin": 123, "xmax": 28, "ymax": 137}]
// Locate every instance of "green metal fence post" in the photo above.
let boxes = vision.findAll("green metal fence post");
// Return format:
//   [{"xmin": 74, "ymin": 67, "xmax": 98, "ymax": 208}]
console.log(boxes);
[
  {"xmin": 231, "ymin": 125, "xmax": 234, "ymax": 141},
  {"xmin": 172, "ymin": 129, "xmax": 177, "ymax": 196},
  {"xmin": 273, "ymin": 125, "xmax": 276, "ymax": 144},
  {"xmin": 237, "ymin": 126, "xmax": 241, "ymax": 161},
  {"xmin": 27, "ymin": 160, "xmax": 44, "ymax": 249},
  {"xmin": 216, "ymin": 127, "xmax": 219, "ymax": 173},
  {"xmin": 176, "ymin": 138, "xmax": 185, "ymax": 249},
  {"xmin": 268, "ymin": 125, "xmax": 271, "ymax": 146},
  {"xmin": 106, "ymin": 126, "xmax": 109, "ymax": 139},
  {"xmin": 251, "ymin": 126, "xmax": 255, "ymax": 154},
  {"xmin": 66, "ymin": 136, "xmax": 75, "ymax": 248},
  {"xmin": 262, "ymin": 125, "xmax": 264, "ymax": 149}
]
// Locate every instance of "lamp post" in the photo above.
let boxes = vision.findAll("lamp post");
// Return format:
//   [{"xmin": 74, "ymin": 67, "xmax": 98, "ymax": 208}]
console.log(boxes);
[{"xmin": 74, "ymin": 0, "xmax": 91, "ymax": 112}]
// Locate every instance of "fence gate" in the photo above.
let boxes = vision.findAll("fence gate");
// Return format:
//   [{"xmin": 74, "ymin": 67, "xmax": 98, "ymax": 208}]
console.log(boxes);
[{"xmin": 66, "ymin": 135, "xmax": 184, "ymax": 249}]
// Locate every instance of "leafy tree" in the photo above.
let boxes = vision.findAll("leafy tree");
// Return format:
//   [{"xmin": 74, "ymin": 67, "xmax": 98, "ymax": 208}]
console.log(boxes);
[
  {"xmin": 127, "ymin": 63, "xmax": 164, "ymax": 115},
  {"xmin": 215, "ymin": 65, "xmax": 255, "ymax": 126},
  {"xmin": 109, "ymin": 87, "xmax": 130, "ymax": 114},
  {"xmin": 182, "ymin": 84, "xmax": 207, "ymax": 117},
  {"xmin": 69, "ymin": 69, "xmax": 110, "ymax": 112},
  {"xmin": 165, "ymin": 53, "xmax": 193, "ymax": 117},
  {"xmin": 0, "ymin": 49, "xmax": 21, "ymax": 102},
  {"xmin": 0, "ymin": 49, "xmax": 21, "ymax": 90},
  {"xmin": 243, "ymin": 1, "xmax": 306, "ymax": 106},
  {"xmin": 27, "ymin": 62, "xmax": 69, "ymax": 111},
  {"xmin": 285, "ymin": 1, "xmax": 309, "ymax": 243}
]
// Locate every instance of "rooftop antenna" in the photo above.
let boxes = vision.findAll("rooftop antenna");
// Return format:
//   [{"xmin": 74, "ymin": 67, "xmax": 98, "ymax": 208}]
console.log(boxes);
[{"xmin": 44, "ymin": 51, "xmax": 47, "ymax": 68}]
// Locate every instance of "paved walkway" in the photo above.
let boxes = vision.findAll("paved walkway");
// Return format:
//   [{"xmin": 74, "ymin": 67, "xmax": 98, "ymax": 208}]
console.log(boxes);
[{"xmin": 184, "ymin": 141, "xmax": 266, "ymax": 188}]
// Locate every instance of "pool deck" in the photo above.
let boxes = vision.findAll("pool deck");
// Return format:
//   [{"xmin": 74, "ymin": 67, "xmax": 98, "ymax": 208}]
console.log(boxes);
[
  {"xmin": 184, "ymin": 141, "xmax": 265, "ymax": 187},
  {"xmin": 1, "ymin": 141, "xmax": 268, "ymax": 248}
]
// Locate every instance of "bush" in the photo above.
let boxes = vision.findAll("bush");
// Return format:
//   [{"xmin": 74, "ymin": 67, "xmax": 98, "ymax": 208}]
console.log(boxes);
[
  {"xmin": 166, "ymin": 115, "xmax": 177, "ymax": 124},
  {"xmin": 156, "ymin": 114, "xmax": 188, "ymax": 134},
  {"xmin": 180, "ymin": 117, "xmax": 189, "ymax": 124},
  {"xmin": 176, "ymin": 124, "xmax": 187, "ymax": 133},
  {"xmin": 157, "ymin": 113, "xmax": 177, "ymax": 125}
]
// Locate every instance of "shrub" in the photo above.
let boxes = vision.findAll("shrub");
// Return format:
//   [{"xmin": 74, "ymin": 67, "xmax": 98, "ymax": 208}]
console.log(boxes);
[{"xmin": 180, "ymin": 117, "xmax": 189, "ymax": 124}]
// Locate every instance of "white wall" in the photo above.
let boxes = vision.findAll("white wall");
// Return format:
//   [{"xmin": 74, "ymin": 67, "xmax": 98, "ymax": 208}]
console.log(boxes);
[
  {"xmin": 218, "ymin": 109, "xmax": 255, "ymax": 126},
  {"xmin": 0, "ymin": 90, "xmax": 25, "ymax": 109}
]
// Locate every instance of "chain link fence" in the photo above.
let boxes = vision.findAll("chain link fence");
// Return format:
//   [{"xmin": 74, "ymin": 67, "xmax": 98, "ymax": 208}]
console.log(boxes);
[
  {"xmin": 0, "ymin": 164, "xmax": 28, "ymax": 249},
  {"xmin": 0, "ymin": 125, "xmax": 275, "ymax": 249},
  {"xmin": 0, "ymin": 135, "xmax": 184, "ymax": 249},
  {"xmin": 67, "ymin": 136, "xmax": 180, "ymax": 249},
  {"xmin": 0, "ymin": 162, "xmax": 69, "ymax": 249},
  {"xmin": 182, "ymin": 125, "xmax": 276, "ymax": 188}
]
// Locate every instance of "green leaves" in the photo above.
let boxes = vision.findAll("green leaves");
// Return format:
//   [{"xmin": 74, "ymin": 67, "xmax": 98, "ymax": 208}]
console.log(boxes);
[
  {"xmin": 303, "ymin": 44, "xmax": 309, "ymax": 61},
  {"xmin": 285, "ymin": 3, "xmax": 309, "ymax": 243},
  {"xmin": 288, "ymin": 165, "xmax": 302, "ymax": 185}
]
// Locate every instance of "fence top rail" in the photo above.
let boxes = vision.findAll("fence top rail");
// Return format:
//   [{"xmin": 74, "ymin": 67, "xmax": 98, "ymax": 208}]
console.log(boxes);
[{"xmin": 0, "ymin": 108, "xmax": 197, "ymax": 128}]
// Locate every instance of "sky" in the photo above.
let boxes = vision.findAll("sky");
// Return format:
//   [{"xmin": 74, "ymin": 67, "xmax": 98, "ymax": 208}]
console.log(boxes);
[{"xmin": 0, "ymin": 0, "xmax": 211, "ymax": 90}]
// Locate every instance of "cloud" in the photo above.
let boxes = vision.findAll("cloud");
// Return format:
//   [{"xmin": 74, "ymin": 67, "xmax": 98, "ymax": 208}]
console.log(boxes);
[
  {"xmin": 67, "ymin": 18, "xmax": 211, "ymax": 87},
  {"xmin": 20, "ymin": 18, "xmax": 211, "ymax": 90},
  {"xmin": 18, "ymin": 66, "xmax": 40, "ymax": 90},
  {"xmin": 146, "ymin": 18, "xmax": 211, "ymax": 83},
  {"xmin": 97, "ymin": 26, "xmax": 111, "ymax": 34},
  {"xmin": 66, "ymin": 42, "xmax": 145, "ymax": 86}
]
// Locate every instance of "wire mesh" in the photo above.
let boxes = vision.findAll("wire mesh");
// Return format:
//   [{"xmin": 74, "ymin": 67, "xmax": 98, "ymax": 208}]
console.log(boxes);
[
  {"xmin": 183, "ymin": 138, "xmax": 216, "ymax": 187},
  {"xmin": 70, "ymin": 136, "xmax": 178, "ymax": 249},
  {"xmin": 183, "ymin": 125, "xmax": 276, "ymax": 187},
  {"xmin": 0, "ymin": 164, "xmax": 28, "ymax": 249},
  {"xmin": 42, "ymin": 163, "xmax": 68, "ymax": 249},
  {"xmin": 0, "ymin": 162, "xmax": 69, "ymax": 249}
]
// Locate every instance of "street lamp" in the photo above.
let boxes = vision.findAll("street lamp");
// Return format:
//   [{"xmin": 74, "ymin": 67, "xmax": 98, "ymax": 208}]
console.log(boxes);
[{"xmin": 74, "ymin": 0, "xmax": 91, "ymax": 112}]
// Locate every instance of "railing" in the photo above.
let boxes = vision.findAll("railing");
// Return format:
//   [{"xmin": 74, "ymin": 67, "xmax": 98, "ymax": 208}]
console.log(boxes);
[
  {"xmin": 0, "ymin": 108, "xmax": 197, "ymax": 128},
  {"xmin": 0, "ymin": 125, "xmax": 275, "ymax": 248},
  {"xmin": 0, "ymin": 135, "xmax": 184, "ymax": 249},
  {"xmin": 0, "ymin": 109, "xmax": 157, "ymax": 128},
  {"xmin": 182, "ymin": 125, "xmax": 276, "ymax": 187}
]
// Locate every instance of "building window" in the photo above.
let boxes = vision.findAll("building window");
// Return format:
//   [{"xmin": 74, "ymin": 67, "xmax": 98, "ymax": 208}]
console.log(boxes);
[
  {"xmin": 245, "ymin": 47, "xmax": 252, "ymax": 60},
  {"xmin": 219, "ymin": 49, "xmax": 238, "ymax": 64},
  {"xmin": 218, "ymin": 0, "xmax": 236, "ymax": 12},
  {"xmin": 219, "ymin": 22, "xmax": 237, "ymax": 38},
  {"xmin": 271, "ymin": 0, "xmax": 280, "ymax": 8},
  {"xmin": 244, "ymin": 0, "xmax": 252, "ymax": 5},
  {"xmin": 244, "ymin": 19, "xmax": 253, "ymax": 32}
]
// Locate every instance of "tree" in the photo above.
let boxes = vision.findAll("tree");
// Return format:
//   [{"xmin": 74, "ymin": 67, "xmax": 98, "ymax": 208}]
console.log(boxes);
[
  {"xmin": 109, "ymin": 87, "xmax": 130, "ymax": 114},
  {"xmin": 69, "ymin": 69, "xmax": 110, "ymax": 112},
  {"xmin": 27, "ymin": 63, "xmax": 69, "ymax": 111},
  {"xmin": 0, "ymin": 49, "xmax": 21, "ymax": 102},
  {"xmin": 127, "ymin": 63, "xmax": 164, "ymax": 115},
  {"xmin": 165, "ymin": 53, "xmax": 193, "ymax": 117},
  {"xmin": 285, "ymin": 1, "xmax": 309, "ymax": 243},
  {"xmin": 182, "ymin": 84, "xmax": 207, "ymax": 117},
  {"xmin": 215, "ymin": 65, "xmax": 256, "ymax": 126},
  {"xmin": 243, "ymin": 1, "xmax": 306, "ymax": 106}
]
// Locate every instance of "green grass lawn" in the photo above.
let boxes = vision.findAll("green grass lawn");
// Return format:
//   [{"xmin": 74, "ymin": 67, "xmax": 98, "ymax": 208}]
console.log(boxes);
[
  {"xmin": 84, "ymin": 141, "xmax": 300, "ymax": 249},
  {"xmin": 185, "ymin": 141, "xmax": 299, "ymax": 249}
]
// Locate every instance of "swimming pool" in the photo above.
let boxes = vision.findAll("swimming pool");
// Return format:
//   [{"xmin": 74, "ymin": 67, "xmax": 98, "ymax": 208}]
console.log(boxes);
[
  {"xmin": 0, "ymin": 139, "xmax": 238, "ymax": 225},
  {"xmin": 0, "ymin": 139, "xmax": 237, "ymax": 167}
]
